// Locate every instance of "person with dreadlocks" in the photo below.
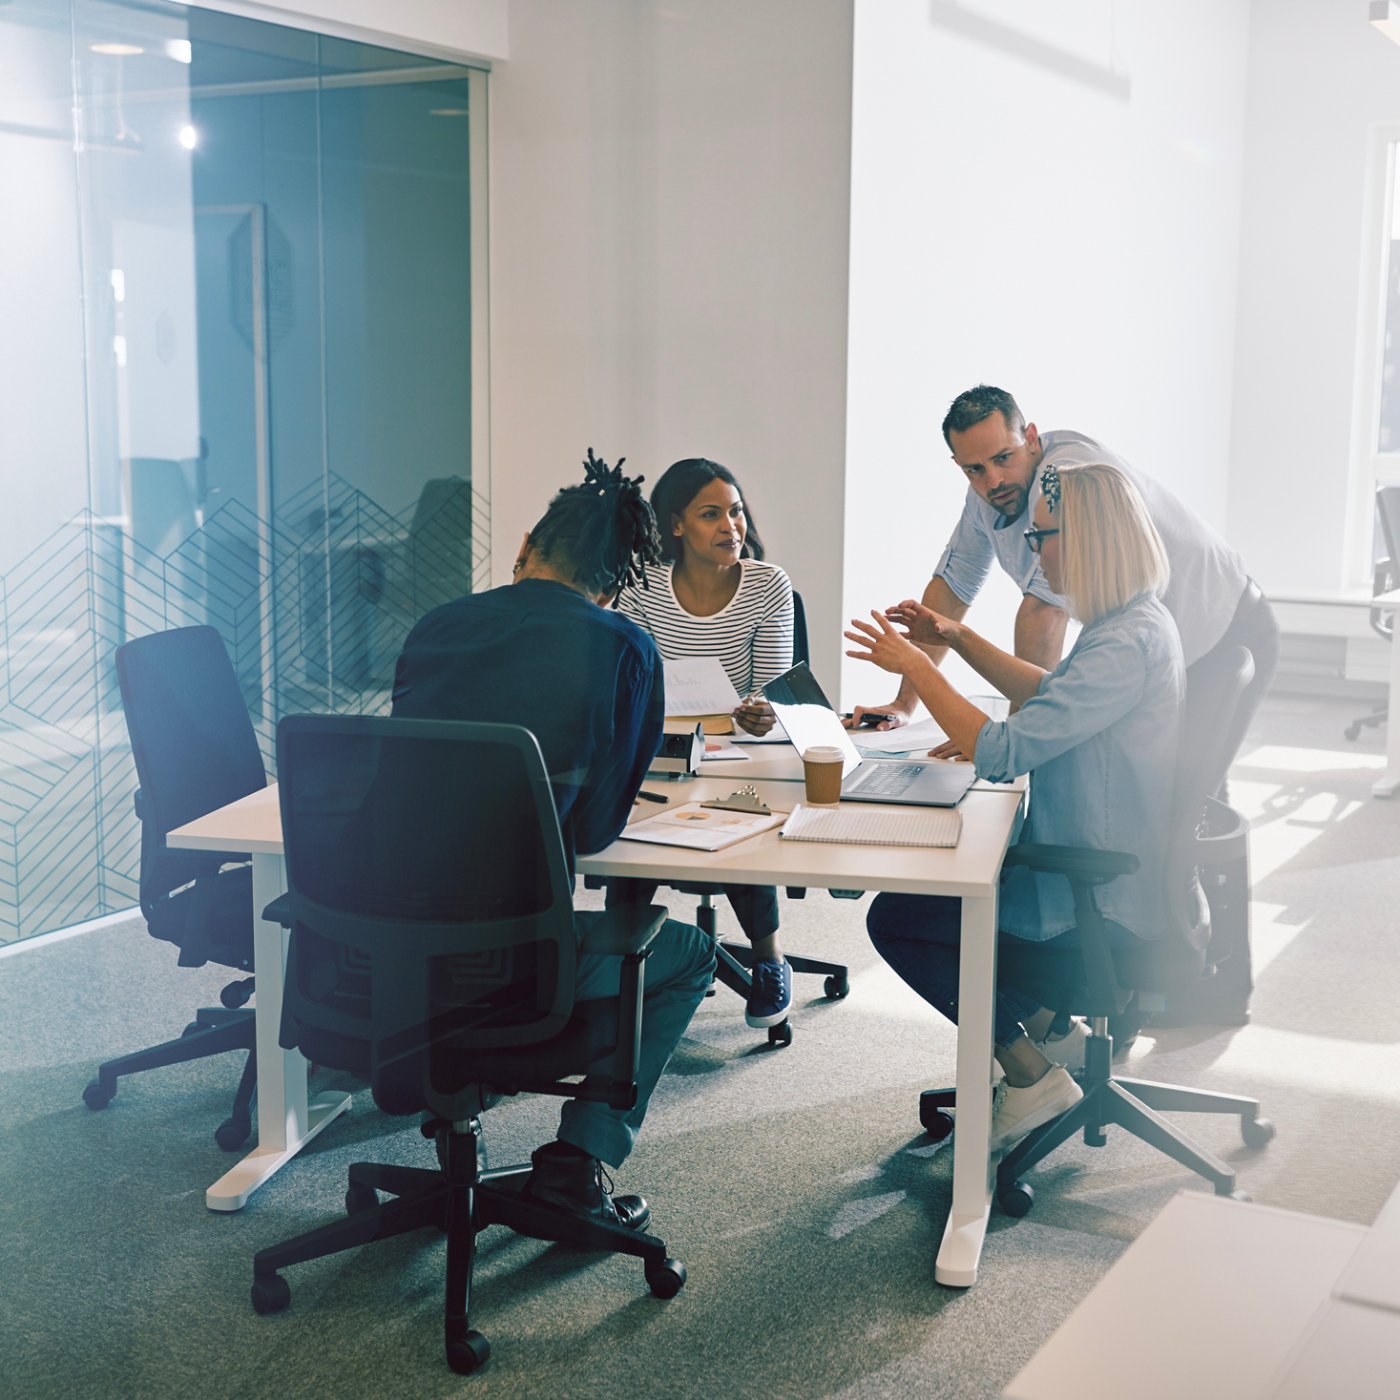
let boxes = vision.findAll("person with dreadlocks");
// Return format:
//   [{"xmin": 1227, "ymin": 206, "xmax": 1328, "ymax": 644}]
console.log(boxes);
[
  {"xmin": 845, "ymin": 462, "xmax": 1185, "ymax": 1154},
  {"xmin": 612, "ymin": 458, "xmax": 798, "ymax": 1029},
  {"xmin": 391, "ymin": 450, "xmax": 715, "ymax": 1233}
]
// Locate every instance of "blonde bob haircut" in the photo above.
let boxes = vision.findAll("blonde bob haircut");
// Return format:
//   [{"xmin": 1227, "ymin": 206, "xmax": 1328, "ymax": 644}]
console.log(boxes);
[{"xmin": 1052, "ymin": 462, "xmax": 1170, "ymax": 623}]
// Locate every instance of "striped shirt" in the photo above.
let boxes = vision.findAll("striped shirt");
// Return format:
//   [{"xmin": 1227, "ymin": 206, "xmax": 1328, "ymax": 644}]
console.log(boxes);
[{"xmin": 617, "ymin": 559, "xmax": 795, "ymax": 697}]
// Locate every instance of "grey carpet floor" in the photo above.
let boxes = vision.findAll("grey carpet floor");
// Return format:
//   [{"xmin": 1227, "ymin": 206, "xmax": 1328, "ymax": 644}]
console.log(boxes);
[{"xmin": 1, "ymin": 691, "xmax": 1396, "ymax": 1399}]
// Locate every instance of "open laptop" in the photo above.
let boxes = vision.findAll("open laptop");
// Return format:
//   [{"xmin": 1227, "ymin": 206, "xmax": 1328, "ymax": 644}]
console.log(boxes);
[{"xmin": 762, "ymin": 663, "xmax": 977, "ymax": 808}]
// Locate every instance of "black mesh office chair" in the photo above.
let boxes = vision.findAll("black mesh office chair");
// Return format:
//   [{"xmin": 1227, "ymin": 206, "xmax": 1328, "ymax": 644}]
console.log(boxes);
[
  {"xmin": 919, "ymin": 646, "xmax": 1275, "ymax": 1215},
  {"xmin": 1345, "ymin": 484, "xmax": 1400, "ymax": 740},
  {"xmin": 249, "ymin": 716, "xmax": 683, "ymax": 1376},
  {"xmin": 84, "ymin": 625, "xmax": 267, "ymax": 1150}
]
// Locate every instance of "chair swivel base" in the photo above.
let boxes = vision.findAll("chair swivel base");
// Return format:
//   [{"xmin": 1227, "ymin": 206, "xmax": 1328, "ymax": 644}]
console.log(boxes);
[
  {"xmin": 993, "ymin": 1057, "xmax": 1275, "ymax": 1216},
  {"xmin": 918, "ymin": 1051, "xmax": 1276, "ymax": 1203},
  {"xmin": 83, "ymin": 1005, "xmax": 258, "ymax": 1150},
  {"xmin": 250, "ymin": 1121, "xmax": 686, "ymax": 1375}
]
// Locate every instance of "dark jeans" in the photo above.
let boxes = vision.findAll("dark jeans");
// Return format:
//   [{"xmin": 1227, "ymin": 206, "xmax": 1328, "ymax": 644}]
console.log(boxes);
[
  {"xmin": 1183, "ymin": 579, "xmax": 1278, "ymax": 1003},
  {"xmin": 559, "ymin": 912, "xmax": 715, "ymax": 1167},
  {"xmin": 1202, "ymin": 579, "xmax": 1279, "ymax": 807},
  {"xmin": 605, "ymin": 877, "xmax": 780, "ymax": 944},
  {"xmin": 866, "ymin": 892, "xmax": 1141, "ymax": 1047}
]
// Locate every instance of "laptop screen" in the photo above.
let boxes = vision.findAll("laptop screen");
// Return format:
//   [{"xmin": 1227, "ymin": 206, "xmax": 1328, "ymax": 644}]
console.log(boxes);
[{"xmin": 762, "ymin": 664, "xmax": 863, "ymax": 778}]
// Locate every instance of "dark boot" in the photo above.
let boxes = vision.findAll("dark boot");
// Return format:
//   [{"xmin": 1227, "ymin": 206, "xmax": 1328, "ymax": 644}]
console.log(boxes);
[{"xmin": 524, "ymin": 1141, "xmax": 652, "ymax": 1231}]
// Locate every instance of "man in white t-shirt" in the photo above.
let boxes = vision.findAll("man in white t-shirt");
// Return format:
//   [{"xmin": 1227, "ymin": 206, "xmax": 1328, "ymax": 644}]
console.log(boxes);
[{"xmin": 846, "ymin": 384, "xmax": 1278, "ymax": 1024}]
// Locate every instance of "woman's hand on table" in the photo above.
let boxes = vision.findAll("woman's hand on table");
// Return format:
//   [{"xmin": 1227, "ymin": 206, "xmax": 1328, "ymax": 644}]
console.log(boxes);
[
  {"xmin": 732, "ymin": 695, "xmax": 777, "ymax": 736},
  {"xmin": 926, "ymin": 737, "xmax": 968, "ymax": 761}
]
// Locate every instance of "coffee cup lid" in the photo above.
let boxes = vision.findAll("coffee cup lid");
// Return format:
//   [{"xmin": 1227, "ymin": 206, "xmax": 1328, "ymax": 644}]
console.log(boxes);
[{"xmin": 803, "ymin": 745, "xmax": 845, "ymax": 761}]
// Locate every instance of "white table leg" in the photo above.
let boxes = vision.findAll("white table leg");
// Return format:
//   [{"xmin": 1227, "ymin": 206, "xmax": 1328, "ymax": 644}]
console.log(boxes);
[
  {"xmin": 935, "ymin": 890, "xmax": 997, "ymax": 1288},
  {"xmin": 205, "ymin": 851, "xmax": 351, "ymax": 1211},
  {"xmin": 1374, "ymin": 623, "xmax": 1400, "ymax": 798}
]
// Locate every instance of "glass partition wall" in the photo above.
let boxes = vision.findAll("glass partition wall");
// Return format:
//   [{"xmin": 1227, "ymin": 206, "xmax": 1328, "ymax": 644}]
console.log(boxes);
[{"xmin": 0, "ymin": 1, "xmax": 486, "ymax": 941}]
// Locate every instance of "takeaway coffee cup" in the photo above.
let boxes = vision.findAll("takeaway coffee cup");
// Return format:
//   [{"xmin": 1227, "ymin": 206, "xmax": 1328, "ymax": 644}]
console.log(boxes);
[{"xmin": 802, "ymin": 745, "xmax": 845, "ymax": 807}]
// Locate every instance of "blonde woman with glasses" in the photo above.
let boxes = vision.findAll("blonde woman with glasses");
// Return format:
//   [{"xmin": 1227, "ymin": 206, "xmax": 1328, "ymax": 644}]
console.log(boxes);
[{"xmin": 845, "ymin": 462, "xmax": 1183, "ymax": 1153}]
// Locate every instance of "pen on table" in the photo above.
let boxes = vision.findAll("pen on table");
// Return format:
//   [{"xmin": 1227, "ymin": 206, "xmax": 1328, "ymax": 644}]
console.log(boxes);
[{"xmin": 634, "ymin": 789, "xmax": 669, "ymax": 804}]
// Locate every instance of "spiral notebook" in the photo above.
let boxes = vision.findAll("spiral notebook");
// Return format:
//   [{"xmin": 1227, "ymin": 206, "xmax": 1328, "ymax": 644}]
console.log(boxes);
[{"xmin": 779, "ymin": 804, "xmax": 962, "ymax": 848}]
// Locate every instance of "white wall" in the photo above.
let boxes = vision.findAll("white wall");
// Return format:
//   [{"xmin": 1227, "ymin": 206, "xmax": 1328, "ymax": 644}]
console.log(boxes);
[
  {"xmin": 488, "ymin": 0, "xmax": 855, "ymax": 687},
  {"xmin": 0, "ymin": 17, "xmax": 93, "ymax": 572},
  {"xmin": 843, "ymin": 0, "xmax": 1251, "ymax": 705},
  {"xmin": 1229, "ymin": 0, "xmax": 1400, "ymax": 600},
  {"xmin": 188, "ymin": 0, "xmax": 508, "ymax": 62}
]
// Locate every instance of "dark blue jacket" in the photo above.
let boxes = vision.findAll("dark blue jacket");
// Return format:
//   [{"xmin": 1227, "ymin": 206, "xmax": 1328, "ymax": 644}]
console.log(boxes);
[{"xmin": 391, "ymin": 579, "xmax": 663, "ymax": 874}]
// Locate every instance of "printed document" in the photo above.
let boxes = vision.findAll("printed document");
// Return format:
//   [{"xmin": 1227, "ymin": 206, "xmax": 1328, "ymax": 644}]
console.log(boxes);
[{"xmin": 663, "ymin": 658, "xmax": 741, "ymax": 718}]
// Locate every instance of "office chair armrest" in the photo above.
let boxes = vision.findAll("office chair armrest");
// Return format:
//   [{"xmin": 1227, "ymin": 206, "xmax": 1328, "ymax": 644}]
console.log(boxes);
[
  {"xmin": 578, "ymin": 903, "xmax": 668, "ymax": 958},
  {"xmin": 263, "ymin": 898, "xmax": 664, "ymax": 957},
  {"xmin": 1002, "ymin": 843, "xmax": 1139, "ymax": 884},
  {"xmin": 261, "ymin": 892, "xmax": 293, "ymax": 926}
]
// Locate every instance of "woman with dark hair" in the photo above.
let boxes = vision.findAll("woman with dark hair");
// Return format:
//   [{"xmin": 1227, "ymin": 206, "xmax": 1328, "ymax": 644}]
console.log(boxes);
[
  {"xmin": 614, "ymin": 458, "xmax": 797, "ymax": 1029},
  {"xmin": 623, "ymin": 458, "xmax": 790, "ymax": 730}
]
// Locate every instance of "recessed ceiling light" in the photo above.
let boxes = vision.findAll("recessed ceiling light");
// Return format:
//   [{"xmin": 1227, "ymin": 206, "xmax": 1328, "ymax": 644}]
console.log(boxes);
[
  {"xmin": 429, "ymin": 107, "xmax": 469, "ymax": 118},
  {"xmin": 177, "ymin": 124, "xmax": 198, "ymax": 150},
  {"xmin": 165, "ymin": 39, "xmax": 192, "ymax": 64},
  {"xmin": 90, "ymin": 42, "xmax": 144, "ymax": 56}
]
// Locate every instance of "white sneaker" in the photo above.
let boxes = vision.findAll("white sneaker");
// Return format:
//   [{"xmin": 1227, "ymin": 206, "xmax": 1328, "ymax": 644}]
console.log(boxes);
[
  {"xmin": 1036, "ymin": 1018, "xmax": 1089, "ymax": 1076},
  {"xmin": 989, "ymin": 1065, "xmax": 1083, "ymax": 1154}
]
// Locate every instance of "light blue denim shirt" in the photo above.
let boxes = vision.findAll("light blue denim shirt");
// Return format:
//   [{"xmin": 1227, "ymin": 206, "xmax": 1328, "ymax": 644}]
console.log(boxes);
[{"xmin": 973, "ymin": 592, "xmax": 1184, "ymax": 943}]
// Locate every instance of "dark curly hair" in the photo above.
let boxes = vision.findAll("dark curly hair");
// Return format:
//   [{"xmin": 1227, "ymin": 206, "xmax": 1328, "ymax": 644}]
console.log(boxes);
[
  {"xmin": 649, "ymin": 458, "xmax": 766, "ymax": 565},
  {"xmin": 526, "ymin": 449, "xmax": 663, "ymax": 600}
]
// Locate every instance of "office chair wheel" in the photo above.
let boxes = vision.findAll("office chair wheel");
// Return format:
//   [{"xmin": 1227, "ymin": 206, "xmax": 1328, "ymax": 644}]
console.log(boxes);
[
  {"xmin": 220, "ymin": 978, "xmax": 254, "ymax": 1009},
  {"xmin": 215, "ymin": 1114, "xmax": 251, "ymax": 1151},
  {"xmin": 824, "ymin": 972, "xmax": 850, "ymax": 999},
  {"xmin": 346, "ymin": 1182, "xmax": 379, "ymax": 1214},
  {"xmin": 918, "ymin": 1094, "xmax": 954, "ymax": 1140},
  {"xmin": 998, "ymin": 1180, "xmax": 1034, "ymax": 1217},
  {"xmin": 767, "ymin": 1020, "xmax": 793, "ymax": 1048},
  {"xmin": 250, "ymin": 1274, "xmax": 291, "ymax": 1315},
  {"xmin": 1241, "ymin": 1115, "xmax": 1276, "ymax": 1149},
  {"xmin": 446, "ymin": 1330, "xmax": 491, "ymax": 1374},
  {"xmin": 1345, "ymin": 722, "xmax": 1362, "ymax": 740},
  {"xmin": 646, "ymin": 1258, "xmax": 687, "ymax": 1299},
  {"xmin": 82, "ymin": 1079, "xmax": 114, "ymax": 1110}
]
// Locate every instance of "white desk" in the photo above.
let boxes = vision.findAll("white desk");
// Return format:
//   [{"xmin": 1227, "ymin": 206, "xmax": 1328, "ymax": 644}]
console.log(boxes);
[
  {"xmin": 169, "ymin": 788, "xmax": 352, "ymax": 1212},
  {"xmin": 170, "ymin": 756, "xmax": 1026, "ymax": 1289},
  {"xmin": 1268, "ymin": 585, "xmax": 1400, "ymax": 798},
  {"xmin": 1003, "ymin": 1191, "xmax": 1368, "ymax": 1400},
  {"xmin": 1006, "ymin": 1183, "xmax": 1400, "ymax": 1400},
  {"xmin": 583, "ymin": 761, "xmax": 1026, "ymax": 1288}
]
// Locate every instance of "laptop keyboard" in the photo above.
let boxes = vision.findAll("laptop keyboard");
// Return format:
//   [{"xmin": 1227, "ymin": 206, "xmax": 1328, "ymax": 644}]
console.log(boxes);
[{"xmin": 847, "ymin": 763, "xmax": 922, "ymax": 796}]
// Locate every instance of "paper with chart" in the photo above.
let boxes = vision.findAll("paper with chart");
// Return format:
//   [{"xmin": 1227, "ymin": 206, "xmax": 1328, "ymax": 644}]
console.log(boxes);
[
  {"xmin": 619, "ymin": 802, "xmax": 785, "ymax": 852},
  {"xmin": 663, "ymin": 657, "xmax": 741, "ymax": 718}
]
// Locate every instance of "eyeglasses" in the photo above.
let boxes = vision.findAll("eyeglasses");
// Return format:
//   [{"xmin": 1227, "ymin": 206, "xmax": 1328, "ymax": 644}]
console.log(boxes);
[{"xmin": 1023, "ymin": 527, "xmax": 1060, "ymax": 555}]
